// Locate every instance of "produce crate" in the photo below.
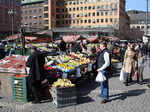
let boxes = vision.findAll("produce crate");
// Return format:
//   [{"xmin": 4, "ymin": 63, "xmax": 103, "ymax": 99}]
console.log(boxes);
[
  {"xmin": 11, "ymin": 75, "xmax": 31, "ymax": 102},
  {"xmin": 52, "ymin": 99, "xmax": 77, "ymax": 108},
  {"xmin": 52, "ymin": 86, "xmax": 76, "ymax": 95},
  {"xmin": 52, "ymin": 92, "xmax": 76, "ymax": 101},
  {"xmin": 52, "ymin": 86, "xmax": 76, "ymax": 108}
]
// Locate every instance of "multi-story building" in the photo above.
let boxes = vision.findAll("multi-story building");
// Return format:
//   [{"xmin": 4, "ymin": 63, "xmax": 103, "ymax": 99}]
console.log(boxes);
[
  {"xmin": 0, "ymin": 0, "xmax": 21, "ymax": 37},
  {"xmin": 44, "ymin": 0, "xmax": 129, "ymax": 37},
  {"xmin": 127, "ymin": 10, "xmax": 150, "ymax": 35},
  {"xmin": 21, "ymin": 0, "xmax": 44, "ymax": 32}
]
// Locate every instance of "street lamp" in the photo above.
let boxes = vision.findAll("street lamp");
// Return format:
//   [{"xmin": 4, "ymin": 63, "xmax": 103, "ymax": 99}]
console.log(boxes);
[
  {"xmin": 146, "ymin": 0, "xmax": 149, "ymax": 35},
  {"xmin": 8, "ymin": 9, "xmax": 16, "ymax": 35}
]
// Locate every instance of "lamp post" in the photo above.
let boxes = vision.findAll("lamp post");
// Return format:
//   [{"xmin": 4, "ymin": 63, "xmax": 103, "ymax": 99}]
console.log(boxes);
[
  {"xmin": 8, "ymin": 0, "xmax": 16, "ymax": 35},
  {"xmin": 146, "ymin": 0, "xmax": 149, "ymax": 36}
]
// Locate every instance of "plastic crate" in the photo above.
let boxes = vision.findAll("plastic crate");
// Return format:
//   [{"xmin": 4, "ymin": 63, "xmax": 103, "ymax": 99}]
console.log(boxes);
[
  {"xmin": 52, "ymin": 86, "xmax": 76, "ymax": 95},
  {"xmin": 52, "ymin": 99, "xmax": 76, "ymax": 108},
  {"xmin": 52, "ymin": 92, "xmax": 76, "ymax": 101}
]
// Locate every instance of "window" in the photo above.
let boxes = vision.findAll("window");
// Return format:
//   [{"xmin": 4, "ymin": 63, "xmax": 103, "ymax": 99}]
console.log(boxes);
[
  {"xmin": 105, "ymin": 12, "xmax": 108, "ymax": 16},
  {"xmin": 0, "ymin": 0, "xmax": 2, "ymax": 3},
  {"xmin": 34, "ymin": 9, "xmax": 37, "ymax": 13},
  {"xmin": 141, "ymin": 26, "xmax": 144, "ymax": 28},
  {"xmin": 4, "ymin": 0, "xmax": 8, "ymax": 4},
  {"xmin": 0, "ymin": 8, "xmax": 2, "ymax": 15},
  {"xmin": 29, "ymin": 10, "xmax": 32, "ymax": 13},
  {"xmin": 80, "ymin": 20, "xmax": 83, "ymax": 23},
  {"xmin": 85, "ymin": 7, "xmax": 87, "ymax": 10},
  {"xmin": 97, "ymin": 19, "xmax": 99, "ymax": 23},
  {"xmin": 44, "ymin": 13, "xmax": 48, "ymax": 18},
  {"xmin": 39, "ymin": 16, "xmax": 42, "ymax": 18},
  {"xmin": 44, "ymin": 7, "xmax": 48, "ymax": 11},
  {"xmin": 101, "ymin": 19, "xmax": 103, "ymax": 23},
  {"xmin": 29, "ymin": 22, "xmax": 32, "ymax": 25},
  {"xmin": 97, "ymin": 12, "xmax": 99, "ymax": 16},
  {"xmin": 44, "ymin": 26, "xmax": 49, "ymax": 30},
  {"xmin": 16, "ymin": 1, "xmax": 20, "ymax": 6},
  {"xmin": 29, "ymin": 16, "xmax": 32, "ymax": 19},
  {"xmin": 44, "ymin": 0, "xmax": 48, "ymax": 5},
  {"xmin": 25, "ymin": 16, "xmax": 27, "ymax": 19},
  {"xmin": 56, "ymin": 8, "xmax": 60, "ymax": 13},
  {"xmin": 56, "ymin": 14, "xmax": 60, "ymax": 19},
  {"xmin": 89, "ymin": 6, "xmax": 91, "ymax": 10},
  {"xmin": 56, "ymin": 2, "xmax": 60, "ymax": 6},
  {"xmin": 88, "ymin": 13, "xmax": 91, "ymax": 16},
  {"xmin": 105, "ymin": 19, "xmax": 108, "ymax": 22},
  {"xmin": 93, "ymin": 12, "xmax": 95, "ymax": 16},
  {"xmin": 73, "ymin": 8, "xmax": 75, "ymax": 11},
  {"xmin": 5, "ymin": 8, "xmax": 8, "ymax": 15},
  {"xmin": 56, "ymin": 20, "xmax": 60, "ymax": 25},
  {"xmin": 85, "ymin": 20, "xmax": 87, "ymax": 23},
  {"xmin": 101, "ymin": 5, "xmax": 104, "ymax": 9},
  {"xmin": 110, "ymin": 18, "xmax": 113, "ymax": 22},
  {"xmin": 110, "ymin": 11, "xmax": 112, "ymax": 15},
  {"xmin": 101, "ymin": 12, "xmax": 103, "ymax": 16},
  {"xmin": 39, "ymin": 9, "xmax": 42, "ymax": 13},
  {"xmin": 62, "ymin": 9, "xmax": 64, "ymax": 12},
  {"xmin": 137, "ymin": 26, "xmax": 140, "ymax": 29},
  {"xmin": 88, "ymin": 19, "xmax": 91, "ymax": 23},
  {"xmin": 105, "ymin": 5, "xmax": 108, "ymax": 9},
  {"xmin": 92, "ymin": 6, "xmax": 95, "ymax": 9},
  {"xmin": 81, "ymin": 7, "xmax": 83, "ymax": 10}
]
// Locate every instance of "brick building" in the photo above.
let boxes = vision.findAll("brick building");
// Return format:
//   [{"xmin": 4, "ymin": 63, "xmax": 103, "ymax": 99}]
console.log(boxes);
[{"xmin": 0, "ymin": 0, "xmax": 21, "ymax": 37}]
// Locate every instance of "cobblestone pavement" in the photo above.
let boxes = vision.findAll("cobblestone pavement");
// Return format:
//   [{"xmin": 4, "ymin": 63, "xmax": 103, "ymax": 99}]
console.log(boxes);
[{"xmin": 0, "ymin": 62, "xmax": 150, "ymax": 112}]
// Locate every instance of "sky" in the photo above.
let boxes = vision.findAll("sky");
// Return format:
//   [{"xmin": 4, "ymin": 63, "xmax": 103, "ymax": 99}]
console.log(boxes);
[{"xmin": 126, "ymin": 0, "xmax": 149, "ymax": 11}]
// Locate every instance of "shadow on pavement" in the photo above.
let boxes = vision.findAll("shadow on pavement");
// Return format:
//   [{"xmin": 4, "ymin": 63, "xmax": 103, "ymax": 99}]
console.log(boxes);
[
  {"xmin": 110, "ymin": 89, "xmax": 146, "ymax": 101},
  {"xmin": 76, "ymin": 79, "xmax": 99, "ymax": 104}
]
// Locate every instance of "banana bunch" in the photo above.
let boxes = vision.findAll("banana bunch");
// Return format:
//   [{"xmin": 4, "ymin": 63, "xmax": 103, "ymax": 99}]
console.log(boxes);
[
  {"xmin": 58, "ymin": 63, "xmax": 74, "ymax": 69},
  {"xmin": 111, "ymin": 59, "xmax": 120, "ymax": 63},
  {"xmin": 52, "ymin": 78, "xmax": 75, "ymax": 88},
  {"xmin": 60, "ymin": 55, "xmax": 73, "ymax": 61}
]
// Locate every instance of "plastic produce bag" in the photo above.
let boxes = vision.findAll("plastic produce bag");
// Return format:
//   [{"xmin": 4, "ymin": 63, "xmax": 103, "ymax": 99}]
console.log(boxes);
[
  {"xmin": 95, "ymin": 72, "xmax": 106, "ymax": 82},
  {"xmin": 88, "ymin": 63, "xmax": 92, "ymax": 72},
  {"xmin": 119, "ymin": 67, "xmax": 125, "ymax": 81},
  {"xmin": 76, "ymin": 67, "xmax": 81, "ymax": 78}
]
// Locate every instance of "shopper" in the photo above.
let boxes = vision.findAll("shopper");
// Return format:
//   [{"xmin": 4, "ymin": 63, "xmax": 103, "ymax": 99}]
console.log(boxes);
[
  {"xmin": 123, "ymin": 43, "xmax": 138, "ymax": 86},
  {"xmin": 26, "ymin": 46, "xmax": 46, "ymax": 104},
  {"xmin": 71, "ymin": 40, "xmax": 87, "ymax": 53},
  {"xmin": 137, "ymin": 51, "xmax": 146, "ymax": 85},
  {"xmin": 58, "ymin": 38, "xmax": 66, "ymax": 55},
  {"xmin": 97, "ymin": 40, "xmax": 111, "ymax": 103}
]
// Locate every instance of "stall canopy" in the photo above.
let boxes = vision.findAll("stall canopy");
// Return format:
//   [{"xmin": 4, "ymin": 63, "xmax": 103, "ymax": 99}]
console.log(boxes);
[
  {"xmin": 104, "ymin": 37, "xmax": 120, "ymax": 41},
  {"xmin": 6, "ymin": 34, "xmax": 37, "ymax": 41},
  {"xmin": 86, "ymin": 37, "xmax": 102, "ymax": 43},
  {"xmin": 63, "ymin": 35, "xmax": 86, "ymax": 42}
]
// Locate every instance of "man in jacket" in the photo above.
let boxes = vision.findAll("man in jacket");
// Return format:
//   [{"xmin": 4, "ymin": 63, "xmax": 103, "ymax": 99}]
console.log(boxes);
[
  {"xmin": 97, "ymin": 40, "xmax": 111, "ymax": 103},
  {"xmin": 26, "ymin": 46, "xmax": 46, "ymax": 104}
]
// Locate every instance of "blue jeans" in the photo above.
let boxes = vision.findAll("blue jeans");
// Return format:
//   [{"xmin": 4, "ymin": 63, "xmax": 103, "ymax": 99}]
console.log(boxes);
[{"xmin": 100, "ymin": 70, "xmax": 109, "ymax": 100}]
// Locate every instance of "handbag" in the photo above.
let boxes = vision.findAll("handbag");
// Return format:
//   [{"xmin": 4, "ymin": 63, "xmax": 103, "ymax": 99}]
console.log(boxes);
[
  {"xmin": 119, "ymin": 67, "xmax": 125, "ymax": 81},
  {"xmin": 95, "ymin": 72, "xmax": 106, "ymax": 82}
]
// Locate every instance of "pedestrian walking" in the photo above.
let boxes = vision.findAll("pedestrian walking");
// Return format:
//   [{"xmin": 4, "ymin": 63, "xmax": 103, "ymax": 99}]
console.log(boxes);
[
  {"xmin": 123, "ymin": 43, "xmax": 138, "ymax": 86},
  {"xmin": 26, "ymin": 46, "xmax": 46, "ymax": 104},
  {"xmin": 97, "ymin": 40, "xmax": 111, "ymax": 103},
  {"xmin": 137, "ymin": 51, "xmax": 146, "ymax": 85}
]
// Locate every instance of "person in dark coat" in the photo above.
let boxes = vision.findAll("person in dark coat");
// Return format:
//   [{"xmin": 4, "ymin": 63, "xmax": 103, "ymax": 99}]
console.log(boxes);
[
  {"xmin": 26, "ymin": 46, "xmax": 46, "ymax": 104},
  {"xmin": 71, "ymin": 40, "xmax": 87, "ymax": 53},
  {"xmin": 59, "ymin": 38, "xmax": 67, "ymax": 55}
]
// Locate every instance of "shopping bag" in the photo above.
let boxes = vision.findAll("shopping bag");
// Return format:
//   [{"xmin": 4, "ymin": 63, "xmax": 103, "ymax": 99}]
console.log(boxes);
[
  {"xmin": 95, "ymin": 72, "xmax": 106, "ymax": 82},
  {"xmin": 133, "ymin": 71, "xmax": 138, "ymax": 79},
  {"xmin": 119, "ymin": 67, "xmax": 125, "ymax": 81}
]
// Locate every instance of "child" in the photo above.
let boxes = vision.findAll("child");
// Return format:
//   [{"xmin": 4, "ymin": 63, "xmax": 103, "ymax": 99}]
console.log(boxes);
[{"xmin": 137, "ymin": 51, "xmax": 146, "ymax": 85}]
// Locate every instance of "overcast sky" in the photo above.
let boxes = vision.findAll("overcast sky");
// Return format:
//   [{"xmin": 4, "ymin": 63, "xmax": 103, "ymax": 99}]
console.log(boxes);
[{"xmin": 126, "ymin": 0, "xmax": 149, "ymax": 11}]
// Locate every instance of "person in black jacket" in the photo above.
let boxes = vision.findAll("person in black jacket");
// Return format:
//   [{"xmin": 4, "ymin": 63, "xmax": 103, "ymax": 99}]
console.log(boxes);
[
  {"xmin": 71, "ymin": 40, "xmax": 87, "ymax": 53},
  {"xmin": 26, "ymin": 46, "xmax": 46, "ymax": 104}
]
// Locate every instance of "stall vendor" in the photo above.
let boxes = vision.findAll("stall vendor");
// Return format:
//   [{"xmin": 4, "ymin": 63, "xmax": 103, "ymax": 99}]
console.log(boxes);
[{"xmin": 71, "ymin": 40, "xmax": 87, "ymax": 53}]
